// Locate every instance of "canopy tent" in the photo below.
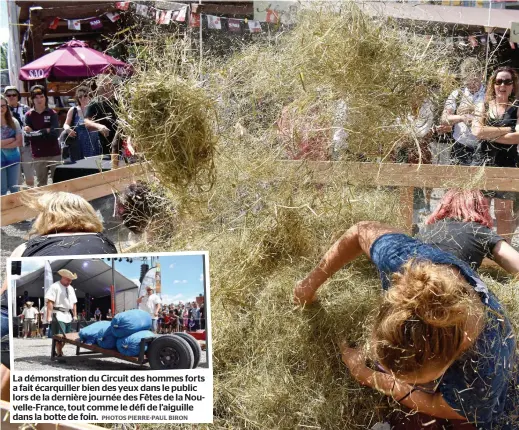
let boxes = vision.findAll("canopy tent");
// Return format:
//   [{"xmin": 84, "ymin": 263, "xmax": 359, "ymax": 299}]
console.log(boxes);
[
  {"xmin": 19, "ymin": 40, "xmax": 132, "ymax": 81},
  {"xmin": 15, "ymin": 259, "xmax": 138, "ymax": 299}
]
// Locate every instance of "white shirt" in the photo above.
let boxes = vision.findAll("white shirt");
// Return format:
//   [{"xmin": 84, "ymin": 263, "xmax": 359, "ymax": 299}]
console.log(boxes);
[
  {"xmin": 444, "ymin": 86, "xmax": 485, "ymax": 148},
  {"xmin": 138, "ymin": 293, "xmax": 162, "ymax": 320},
  {"xmin": 22, "ymin": 307, "xmax": 38, "ymax": 319},
  {"xmin": 45, "ymin": 281, "xmax": 77, "ymax": 323}
]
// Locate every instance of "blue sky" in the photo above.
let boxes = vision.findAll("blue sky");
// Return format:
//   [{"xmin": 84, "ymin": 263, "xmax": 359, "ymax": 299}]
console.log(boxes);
[
  {"xmin": 113, "ymin": 255, "xmax": 205, "ymax": 305},
  {"xmin": 16, "ymin": 254, "xmax": 206, "ymax": 305}
]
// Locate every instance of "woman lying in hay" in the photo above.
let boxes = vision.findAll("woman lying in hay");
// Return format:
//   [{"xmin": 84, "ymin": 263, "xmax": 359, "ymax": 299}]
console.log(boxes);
[{"xmin": 295, "ymin": 221, "xmax": 517, "ymax": 429}]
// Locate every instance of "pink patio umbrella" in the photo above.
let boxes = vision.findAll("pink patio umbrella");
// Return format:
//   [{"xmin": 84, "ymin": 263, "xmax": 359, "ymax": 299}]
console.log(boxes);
[{"xmin": 19, "ymin": 40, "xmax": 132, "ymax": 81}]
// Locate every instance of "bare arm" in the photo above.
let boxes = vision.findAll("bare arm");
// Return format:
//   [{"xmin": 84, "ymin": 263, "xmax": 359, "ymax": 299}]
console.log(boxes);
[
  {"xmin": 472, "ymin": 102, "xmax": 514, "ymax": 140},
  {"xmin": 492, "ymin": 240, "xmax": 519, "ymax": 275},
  {"xmin": 47, "ymin": 300, "xmax": 54, "ymax": 323},
  {"xmin": 441, "ymin": 107, "xmax": 470, "ymax": 127},
  {"xmin": 84, "ymin": 118, "xmax": 109, "ymax": 136},
  {"xmin": 72, "ymin": 303, "xmax": 77, "ymax": 320},
  {"xmin": 294, "ymin": 221, "xmax": 402, "ymax": 304},
  {"xmin": 63, "ymin": 108, "xmax": 77, "ymax": 137},
  {"xmin": 342, "ymin": 346, "xmax": 467, "ymax": 421}
]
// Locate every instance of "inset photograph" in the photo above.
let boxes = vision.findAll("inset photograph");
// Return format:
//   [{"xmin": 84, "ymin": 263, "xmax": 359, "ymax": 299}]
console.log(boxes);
[{"xmin": 8, "ymin": 252, "xmax": 210, "ymax": 371}]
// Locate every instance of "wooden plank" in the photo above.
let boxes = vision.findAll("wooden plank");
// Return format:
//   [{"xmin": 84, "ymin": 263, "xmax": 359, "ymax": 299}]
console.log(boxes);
[
  {"xmin": 1, "ymin": 163, "xmax": 146, "ymax": 211},
  {"xmin": 276, "ymin": 162, "xmax": 519, "ymax": 192},
  {"xmin": 0, "ymin": 164, "xmax": 146, "ymax": 226}
]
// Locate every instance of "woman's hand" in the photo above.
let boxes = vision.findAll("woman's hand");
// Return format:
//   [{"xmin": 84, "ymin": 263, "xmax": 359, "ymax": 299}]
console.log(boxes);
[
  {"xmin": 24, "ymin": 126, "xmax": 33, "ymax": 133},
  {"xmin": 99, "ymin": 125, "xmax": 110, "ymax": 137},
  {"xmin": 67, "ymin": 128, "xmax": 77, "ymax": 138},
  {"xmin": 294, "ymin": 279, "xmax": 318, "ymax": 305}
]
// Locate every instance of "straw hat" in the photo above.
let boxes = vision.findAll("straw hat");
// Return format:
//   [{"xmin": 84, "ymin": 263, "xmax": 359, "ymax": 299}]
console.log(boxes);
[
  {"xmin": 26, "ymin": 301, "xmax": 34, "ymax": 306},
  {"xmin": 57, "ymin": 269, "xmax": 78, "ymax": 280}
]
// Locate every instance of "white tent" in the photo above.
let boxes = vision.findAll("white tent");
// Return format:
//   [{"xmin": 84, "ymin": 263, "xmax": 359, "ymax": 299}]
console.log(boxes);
[{"xmin": 15, "ymin": 259, "xmax": 138, "ymax": 299}]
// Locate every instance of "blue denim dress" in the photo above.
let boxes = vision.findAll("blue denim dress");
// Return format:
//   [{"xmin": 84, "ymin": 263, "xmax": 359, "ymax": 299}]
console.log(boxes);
[{"xmin": 370, "ymin": 233, "xmax": 517, "ymax": 429}]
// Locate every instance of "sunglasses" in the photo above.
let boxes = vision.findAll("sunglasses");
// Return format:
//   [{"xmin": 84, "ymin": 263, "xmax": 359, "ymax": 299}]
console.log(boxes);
[
  {"xmin": 5, "ymin": 94, "xmax": 18, "ymax": 98},
  {"xmin": 495, "ymin": 79, "xmax": 514, "ymax": 86}
]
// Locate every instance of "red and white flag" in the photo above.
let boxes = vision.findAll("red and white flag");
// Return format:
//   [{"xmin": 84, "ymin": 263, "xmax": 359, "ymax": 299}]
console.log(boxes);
[
  {"xmin": 228, "ymin": 18, "xmax": 241, "ymax": 33},
  {"xmin": 49, "ymin": 17, "xmax": 60, "ymax": 30},
  {"xmin": 468, "ymin": 35, "xmax": 478, "ymax": 47},
  {"xmin": 68, "ymin": 19, "xmax": 81, "ymax": 31},
  {"xmin": 90, "ymin": 18, "xmax": 103, "ymax": 30},
  {"xmin": 115, "ymin": 2, "xmax": 129, "ymax": 11},
  {"xmin": 190, "ymin": 12, "xmax": 201, "ymax": 28},
  {"xmin": 106, "ymin": 12, "xmax": 121, "ymax": 23},
  {"xmin": 135, "ymin": 4, "xmax": 149, "ymax": 17},
  {"xmin": 163, "ymin": 10, "xmax": 173, "ymax": 25},
  {"xmin": 175, "ymin": 6, "xmax": 187, "ymax": 22},
  {"xmin": 248, "ymin": 20, "xmax": 262, "ymax": 33},
  {"xmin": 207, "ymin": 15, "xmax": 221, "ymax": 30}
]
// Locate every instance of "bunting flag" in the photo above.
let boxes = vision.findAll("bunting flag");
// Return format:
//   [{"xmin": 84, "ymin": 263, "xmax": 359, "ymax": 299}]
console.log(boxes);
[
  {"xmin": 49, "ymin": 17, "xmax": 60, "ymax": 30},
  {"xmin": 175, "ymin": 6, "xmax": 187, "ymax": 22},
  {"xmin": 68, "ymin": 19, "xmax": 81, "ymax": 31},
  {"xmin": 248, "ymin": 20, "xmax": 262, "ymax": 33},
  {"xmin": 106, "ymin": 12, "xmax": 121, "ymax": 22},
  {"xmin": 90, "ymin": 18, "xmax": 103, "ymax": 30},
  {"xmin": 135, "ymin": 4, "xmax": 149, "ymax": 17},
  {"xmin": 156, "ymin": 9, "xmax": 162, "ymax": 24},
  {"xmin": 207, "ymin": 15, "xmax": 222, "ymax": 30},
  {"xmin": 163, "ymin": 10, "xmax": 173, "ymax": 25},
  {"xmin": 510, "ymin": 41, "xmax": 516, "ymax": 50},
  {"xmin": 228, "ymin": 18, "xmax": 241, "ymax": 33},
  {"xmin": 190, "ymin": 12, "xmax": 201, "ymax": 28},
  {"xmin": 115, "ymin": 1, "xmax": 130, "ymax": 11},
  {"xmin": 489, "ymin": 33, "xmax": 498, "ymax": 45}
]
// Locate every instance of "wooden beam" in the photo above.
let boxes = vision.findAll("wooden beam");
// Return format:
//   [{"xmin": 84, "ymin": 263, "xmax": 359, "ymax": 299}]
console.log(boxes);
[
  {"xmin": 275, "ymin": 162, "xmax": 519, "ymax": 192},
  {"xmin": 0, "ymin": 164, "xmax": 146, "ymax": 226}
]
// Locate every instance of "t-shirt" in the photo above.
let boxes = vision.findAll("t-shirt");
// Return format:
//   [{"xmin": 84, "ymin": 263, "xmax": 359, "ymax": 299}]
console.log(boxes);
[
  {"xmin": 416, "ymin": 220, "xmax": 504, "ymax": 270},
  {"xmin": 9, "ymin": 104, "xmax": 30, "ymax": 146},
  {"xmin": 22, "ymin": 307, "xmax": 38, "ymax": 319},
  {"xmin": 84, "ymin": 98, "xmax": 118, "ymax": 155},
  {"xmin": 1, "ymin": 118, "xmax": 22, "ymax": 168},
  {"xmin": 24, "ymin": 108, "xmax": 60, "ymax": 158},
  {"xmin": 45, "ymin": 281, "xmax": 78, "ymax": 323},
  {"xmin": 370, "ymin": 233, "xmax": 516, "ymax": 428},
  {"xmin": 444, "ymin": 86, "xmax": 485, "ymax": 148},
  {"xmin": 138, "ymin": 294, "xmax": 162, "ymax": 320},
  {"xmin": 20, "ymin": 233, "xmax": 117, "ymax": 257}
]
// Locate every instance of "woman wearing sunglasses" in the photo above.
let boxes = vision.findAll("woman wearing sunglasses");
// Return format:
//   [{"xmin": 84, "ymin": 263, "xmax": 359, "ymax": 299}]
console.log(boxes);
[
  {"xmin": 63, "ymin": 86, "xmax": 102, "ymax": 160},
  {"xmin": 294, "ymin": 221, "xmax": 517, "ymax": 429},
  {"xmin": 472, "ymin": 66, "xmax": 519, "ymax": 238}
]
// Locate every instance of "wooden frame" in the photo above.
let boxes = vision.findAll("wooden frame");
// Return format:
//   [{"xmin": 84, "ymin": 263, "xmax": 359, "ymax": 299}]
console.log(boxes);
[
  {"xmin": 1, "ymin": 161, "xmax": 518, "ymax": 230},
  {"xmin": 0, "ymin": 163, "xmax": 146, "ymax": 226}
]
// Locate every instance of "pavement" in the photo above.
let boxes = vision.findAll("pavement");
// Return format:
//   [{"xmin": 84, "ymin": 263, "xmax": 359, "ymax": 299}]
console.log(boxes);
[{"xmin": 12, "ymin": 335, "xmax": 208, "ymax": 371}]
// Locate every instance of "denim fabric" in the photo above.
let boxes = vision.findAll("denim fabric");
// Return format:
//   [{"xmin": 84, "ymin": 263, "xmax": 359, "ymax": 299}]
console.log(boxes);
[
  {"xmin": 1, "ymin": 148, "xmax": 21, "ymax": 195},
  {"xmin": 370, "ymin": 233, "xmax": 517, "ymax": 429}
]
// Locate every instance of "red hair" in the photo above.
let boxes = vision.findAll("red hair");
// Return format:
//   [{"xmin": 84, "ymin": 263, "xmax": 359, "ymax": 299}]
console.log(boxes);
[{"xmin": 425, "ymin": 189, "xmax": 493, "ymax": 229}]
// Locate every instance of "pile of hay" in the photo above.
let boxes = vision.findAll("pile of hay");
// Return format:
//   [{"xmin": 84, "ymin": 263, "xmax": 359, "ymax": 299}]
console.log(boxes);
[
  {"xmin": 116, "ymin": 3, "xmax": 517, "ymax": 429},
  {"xmin": 211, "ymin": 2, "xmax": 456, "ymax": 160},
  {"xmin": 116, "ymin": 37, "xmax": 217, "ymax": 190}
]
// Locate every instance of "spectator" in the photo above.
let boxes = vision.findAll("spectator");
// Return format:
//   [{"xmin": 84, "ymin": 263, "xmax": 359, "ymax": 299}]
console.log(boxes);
[
  {"xmin": 106, "ymin": 309, "xmax": 113, "ymax": 320},
  {"xmin": 199, "ymin": 300, "xmax": 205, "ymax": 330},
  {"xmin": 441, "ymin": 58, "xmax": 485, "ymax": 165},
  {"xmin": 4, "ymin": 86, "xmax": 33, "ymax": 187},
  {"xmin": 10, "ymin": 191, "xmax": 118, "ymax": 257},
  {"xmin": 190, "ymin": 301, "xmax": 200, "ymax": 331},
  {"xmin": 24, "ymin": 85, "xmax": 61, "ymax": 187},
  {"xmin": 137, "ymin": 286, "xmax": 161, "ymax": 333},
  {"xmin": 80, "ymin": 309, "xmax": 87, "ymax": 321},
  {"xmin": 1, "ymin": 95, "xmax": 23, "ymax": 195},
  {"xmin": 94, "ymin": 307, "xmax": 101, "ymax": 321},
  {"xmin": 472, "ymin": 66, "xmax": 519, "ymax": 239},
  {"xmin": 84, "ymin": 75, "xmax": 120, "ymax": 159},
  {"xmin": 40, "ymin": 303, "xmax": 49, "ymax": 337},
  {"xmin": 63, "ymin": 86, "xmax": 102, "ymax": 160},
  {"xmin": 19, "ymin": 301, "xmax": 38, "ymax": 339},
  {"xmin": 417, "ymin": 189, "xmax": 519, "ymax": 274}
]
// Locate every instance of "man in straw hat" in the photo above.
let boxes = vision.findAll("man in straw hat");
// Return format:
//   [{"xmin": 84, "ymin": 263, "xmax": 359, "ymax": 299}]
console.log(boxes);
[
  {"xmin": 137, "ymin": 286, "xmax": 162, "ymax": 333},
  {"xmin": 19, "ymin": 301, "xmax": 38, "ymax": 339},
  {"xmin": 45, "ymin": 269, "xmax": 78, "ymax": 357}
]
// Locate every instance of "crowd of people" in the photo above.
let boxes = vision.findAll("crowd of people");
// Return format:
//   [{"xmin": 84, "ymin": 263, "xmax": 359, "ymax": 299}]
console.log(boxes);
[{"xmin": 1, "ymin": 74, "xmax": 122, "ymax": 196}]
